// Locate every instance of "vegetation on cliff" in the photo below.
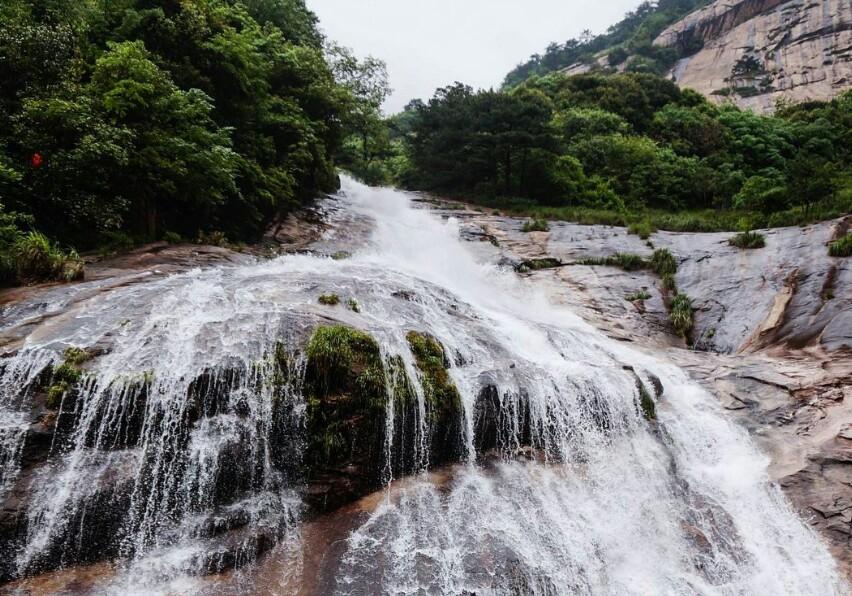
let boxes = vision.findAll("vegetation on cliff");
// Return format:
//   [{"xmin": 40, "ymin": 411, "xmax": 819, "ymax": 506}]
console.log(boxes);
[{"xmin": 503, "ymin": 0, "xmax": 712, "ymax": 87}]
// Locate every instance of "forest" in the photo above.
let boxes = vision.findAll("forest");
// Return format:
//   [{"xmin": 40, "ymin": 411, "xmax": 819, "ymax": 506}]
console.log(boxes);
[
  {"xmin": 0, "ymin": 0, "xmax": 388, "ymax": 286},
  {"xmin": 356, "ymin": 72, "xmax": 851, "ymax": 236},
  {"xmin": 2, "ymin": 0, "xmax": 850, "ymax": 289}
]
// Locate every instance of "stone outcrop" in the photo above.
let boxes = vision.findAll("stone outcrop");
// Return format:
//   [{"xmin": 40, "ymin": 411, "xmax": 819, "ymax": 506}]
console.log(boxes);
[
  {"xmin": 429, "ymin": 196, "xmax": 852, "ymax": 576},
  {"xmin": 656, "ymin": 0, "xmax": 852, "ymax": 112}
]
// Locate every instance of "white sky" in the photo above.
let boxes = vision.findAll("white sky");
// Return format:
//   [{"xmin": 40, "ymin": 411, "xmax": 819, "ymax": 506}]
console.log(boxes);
[{"xmin": 306, "ymin": 0, "xmax": 640, "ymax": 113}]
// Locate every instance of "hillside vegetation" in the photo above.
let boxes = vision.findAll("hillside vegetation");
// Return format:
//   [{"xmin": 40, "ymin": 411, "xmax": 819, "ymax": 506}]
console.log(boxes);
[
  {"xmin": 504, "ymin": 0, "xmax": 711, "ymax": 87},
  {"xmin": 364, "ymin": 72, "xmax": 850, "ymax": 234},
  {"xmin": 0, "ymin": 0, "xmax": 387, "ymax": 285}
]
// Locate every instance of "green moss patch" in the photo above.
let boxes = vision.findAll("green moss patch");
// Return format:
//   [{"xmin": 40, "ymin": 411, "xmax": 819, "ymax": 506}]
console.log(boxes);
[
  {"xmin": 304, "ymin": 326, "xmax": 388, "ymax": 467},
  {"xmin": 636, "ymin": 379, "xmax": 657, "ymax": 421},
  {"xmin": 406, "ymin": 331, "xmax": 462, "ymax": 421}
]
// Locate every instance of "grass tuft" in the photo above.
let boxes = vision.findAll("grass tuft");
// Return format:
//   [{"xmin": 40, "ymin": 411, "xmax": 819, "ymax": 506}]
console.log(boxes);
[
  {"xmin": 628, "ymin": 220, "xmax": 655, "ymax": 240},
  {"xmin": 318, "ymin": 293, "xmax": 341, "ymax": 306},
  {"xmin": 626, "ymin": 290, "xmax": 652, "ymax": 302},
  {"xmin": 522, "ymin": 219, "xmax": 549, "ymax": 233},
  {"xmin": 729, "ymin": 231, "xmax": 766, "ymax": 249},
  {"xmin": 650, "ymin": 249, "xmax": 677, "ymax": 277},
  {"xmin": 578, "ymin": 253, "xmax": 647, "ymax": 271},
  {"xmin": 670, "ymin": 293, "xmax": 693, "ymax": 339},
  {"xmin": 828, "ymin": 233, "xmax": 851, "ymax": 257}
]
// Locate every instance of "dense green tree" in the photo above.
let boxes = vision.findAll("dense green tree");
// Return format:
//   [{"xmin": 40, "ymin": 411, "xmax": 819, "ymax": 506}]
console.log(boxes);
[
  {"xmin": 327, "ymin": 43, "xmax": 392, "ymax": 184},
  {"xmin": 0, "ymin": 0, "xmax": 355, "ymax": 285},
  {"xmin": 733, "ymin": 170, "xmax": 789, "ymax": 213},
  {"xmin": 384, "ymin": 71, "xmax": 849, "ymax": 224}
]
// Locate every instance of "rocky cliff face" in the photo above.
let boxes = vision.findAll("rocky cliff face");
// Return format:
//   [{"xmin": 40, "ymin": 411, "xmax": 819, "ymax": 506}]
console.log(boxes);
[{"xmin": 656, "ymin": 0, "xmax": 852, "ymax": 112}]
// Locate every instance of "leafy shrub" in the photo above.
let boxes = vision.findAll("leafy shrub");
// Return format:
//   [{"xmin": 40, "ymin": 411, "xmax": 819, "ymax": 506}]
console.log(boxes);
[
  {"xmin": 163, "ymin": 231, "xmax": 183, "ymax": 244},
  {"xmin": 347, "ymin": 298, "xmax": 360, "ymax": 313},
  {"xmin": 99, "ymin": 231, "xmax": 135, "ymax": 256},
  {"xmin": 522, "ymin": 219, "xmax": 550, "ymax": 233},
  {"xmin": 670, "ymin": 293, "xmax": 693, "ymax": 338},
  {"xmin": 729, "ymin": 231, "xmax": 766, "ymax": 249},
  {"xmin": 318, "ymin": 293, "xmax": 341, "ymax": 306},
  {"xmin": 829, "ymin": 233, "xmax": 852, "ymax": 257},
  {"xmin": 197, "ymin": 231, "xmax": 228, "ymax": 247},
  {"xmin": 13, "ymin": 232, "xmax": 84, "ymax": 283}
]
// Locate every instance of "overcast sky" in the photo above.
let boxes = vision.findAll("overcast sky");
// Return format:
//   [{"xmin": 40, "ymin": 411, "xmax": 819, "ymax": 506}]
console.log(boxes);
[{"xmin": 306, "ymin": 0, "xmax": 640, "ymax": 113}]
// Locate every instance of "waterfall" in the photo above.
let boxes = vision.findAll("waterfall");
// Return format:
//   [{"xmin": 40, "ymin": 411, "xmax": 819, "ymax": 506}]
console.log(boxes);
[{"xmin": 0, "ymin": 177, "xmax": 845, "ymax": 594}]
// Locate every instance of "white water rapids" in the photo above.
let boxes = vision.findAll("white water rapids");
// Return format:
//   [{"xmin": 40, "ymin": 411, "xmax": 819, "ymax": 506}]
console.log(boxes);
[{"xmin": 0, "ymin": 178, "xmax": 846, "ymax": 594}]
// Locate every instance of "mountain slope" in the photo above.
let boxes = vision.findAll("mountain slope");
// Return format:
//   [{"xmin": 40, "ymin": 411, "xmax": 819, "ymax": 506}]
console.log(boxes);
[
  {"xmin": 509, "ymin": 0, "xmax": 852, "ymax": 113},
  {"xmin": 657, "ymin": 0, "xmax": 852, "ymax": 112}
]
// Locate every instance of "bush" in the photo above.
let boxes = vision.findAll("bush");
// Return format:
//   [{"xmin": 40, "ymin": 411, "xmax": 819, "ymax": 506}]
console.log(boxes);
[
  {"xmin": 829, "ymin": 233, "xmax": 852, "ymax": 257},
  {"xmin": 13, "ymin": 232, "xmax": 84, "ymax": 283},
  {"xmin": 729, "ymin": 230, "xmax": 766, "ymax": 249},
  {"xmin": 522, "ymin": 219, "xmax": 550, "ymax": 232},
  {"xmin": 670, "ymin": 293, "xmax": 693, "ymax": 338},
  {"xmin": 318, "ymin": 293, "xmax": 341, "ymax": 306}
]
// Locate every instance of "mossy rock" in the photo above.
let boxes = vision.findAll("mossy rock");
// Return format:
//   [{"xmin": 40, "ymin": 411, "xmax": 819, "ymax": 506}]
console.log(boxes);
[
  {"xmin": 301, "ymin": 326, "xmax": 466, "ymax": 511},
  {"xmin": 42, "ymin": 348, "xmax": 91, "ymax": 410},
  {"xmin": 46, "ymin": 381, "xmax": 71, "ymax": 409},
  {"xmin": 636, "ymin": 378, "xmax": 657, "ymax": 421},
  {"xmin": 405, "ymin": 331, "xmax": 462, "ymax": 422},
  {"xmin": 304, "ymin": 325, "xmax": 388, "ymax": 470}
]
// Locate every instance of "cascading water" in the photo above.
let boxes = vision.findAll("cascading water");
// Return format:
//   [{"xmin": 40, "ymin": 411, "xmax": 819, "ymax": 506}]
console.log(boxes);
[{"xmin": 0, "ymin": 177, "xmax": 846, "ymax": 595}]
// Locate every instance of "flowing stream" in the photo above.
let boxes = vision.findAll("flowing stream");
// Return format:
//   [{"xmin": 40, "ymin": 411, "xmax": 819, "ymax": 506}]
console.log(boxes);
[{"xmin": 0, "ymin": 178, "xmax": 846, "ymax": 595}]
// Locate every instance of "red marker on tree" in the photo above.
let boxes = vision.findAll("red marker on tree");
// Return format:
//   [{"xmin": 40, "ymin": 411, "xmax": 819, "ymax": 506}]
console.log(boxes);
[{"xmin": 31, "ymin": 152, "xmax": 43, "ymax": 168}]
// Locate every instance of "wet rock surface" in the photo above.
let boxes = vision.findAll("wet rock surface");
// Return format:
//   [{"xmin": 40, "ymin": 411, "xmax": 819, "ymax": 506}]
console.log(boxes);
[
  {"xmin": 0, "ymin": 188, "xmax": 849, "ymax": 589},
  {"xmin": 433, "ymin": 197, "xmax": 852, "ymax": 577}
]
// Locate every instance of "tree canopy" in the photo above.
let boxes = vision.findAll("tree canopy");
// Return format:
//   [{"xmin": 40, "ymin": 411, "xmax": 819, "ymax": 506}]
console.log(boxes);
[
  {"xmin": 0, "ymin": 0, "xmax": 388, "ymax": 284},
  {"xmin": 384, "ymin": 72, "xmax": 851, "ymax": 226}
]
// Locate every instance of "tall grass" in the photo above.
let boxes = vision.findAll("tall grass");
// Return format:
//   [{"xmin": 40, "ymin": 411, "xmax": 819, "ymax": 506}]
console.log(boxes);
[
  {"xmin": 670, "ymin": 293, "xmax": 694, "ymax": 339},
  {"xmin": 729, "ymin": 231, "xmax": 766, "ymax": 249},
  {"xmin": 829, "ymin": 233, "xmax": 852, "ymax": 257},
  {"xmin": 11, "ymin": 232, "xmax": 84, "ymax": 284}
]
